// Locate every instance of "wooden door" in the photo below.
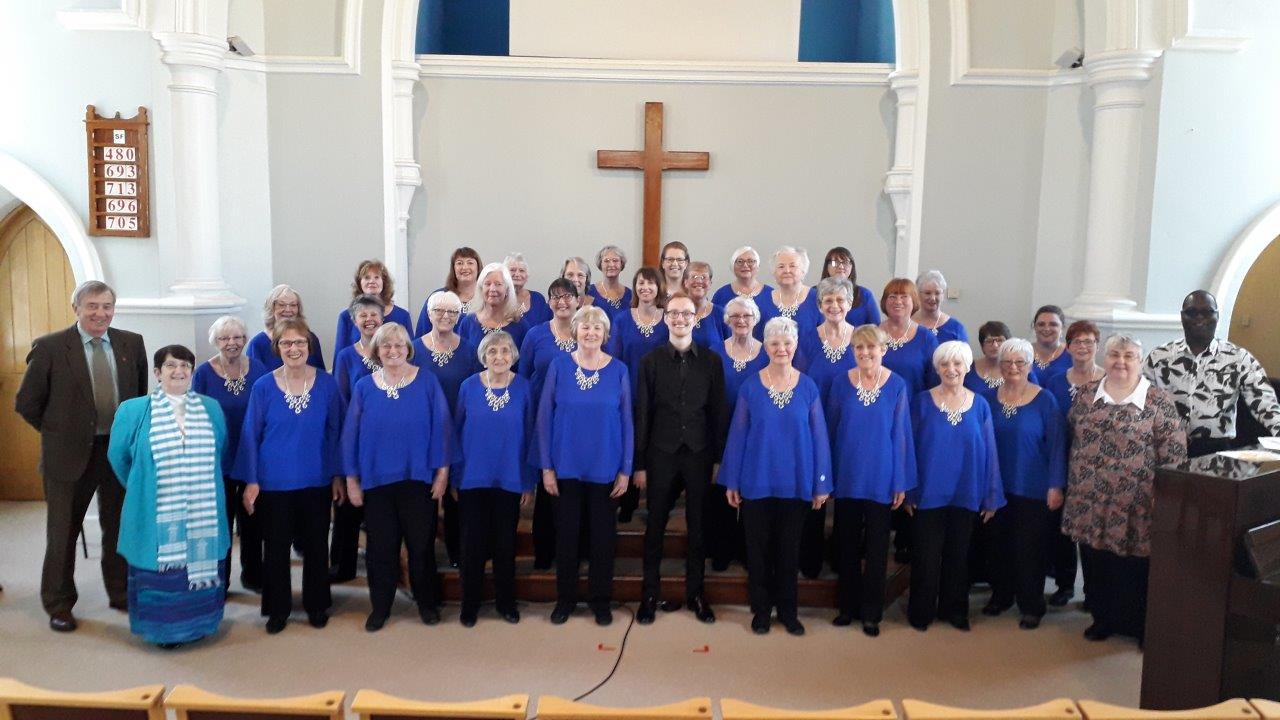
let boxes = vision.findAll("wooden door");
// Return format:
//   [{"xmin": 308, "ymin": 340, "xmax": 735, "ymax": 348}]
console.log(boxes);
[{"xmin": 0, "ymin": 206, "xmax": 77, "ymax": 500}]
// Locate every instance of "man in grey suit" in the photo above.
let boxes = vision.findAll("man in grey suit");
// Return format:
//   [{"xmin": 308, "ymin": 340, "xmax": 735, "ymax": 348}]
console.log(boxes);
[{"xmin": 15, "ymin": 280, "xmax": 147, "ymax": 632}]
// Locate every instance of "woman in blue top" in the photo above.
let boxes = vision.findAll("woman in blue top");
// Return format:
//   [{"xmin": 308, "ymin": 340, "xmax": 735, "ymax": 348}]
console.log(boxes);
[
  {"xmin": 721, "ymin": 316, "xmax": 833, "ymax": 637},
  {"xmin": 455, "ymin": 331, "xmax": 536, "ymax": 627},
  {"xmin": 329, "ymin": 294, "xmax": 385, "ymax": 584},
  {"xmin": 794, "ymin": 277, "xmax": 856, "ymax": 580},
  {"xmin": 755, "ymin": 246, "xmax": 822, "ymax": 340},
  {"xmin": 914, "ymin": 270, "xmax": 969, "ymax": 345},
  {"xmin": 192, "ymin": 316, "xmax": 268, "ymax": 592},
  {"xmin": 712, "ymin": 297, "xmax": 767, "ymax": 571},
  {"xmin": 983, "ymin": 338, "xmax": 1067, "ymax": 629},
  {"xmin": 879, "ymin": 278, "xmax": 940, "ymax": 397},
  {"xmin": 505, "ymin": 253, "xmax": 551, "ymax": 326},
  {"xmin": 538, "ymin": 305, "xmax": 633, "ymax": 627},
  {"xmin": 1031, "ymin": 304, "xmax": 1073, "ymax": 381},
  {"xmin": 414, "ymin": 246, "xmax": 480, "ymax": 336},
  {"xmin": 234, "ymin": 319, "xmax": 345, "ymax": 634},
  {"xmin": 712, "ymin": 246, "xmax": 771, "ymax": 309},
  {"xmin": 455, "ymin": 262, "xmax": 529, "ymax": 356},
  {"xmin": 341, "ymin": 322, "xmax": 451, "ymax": 632},
  {"xmin": 825, "ymin": 324, "xmax": 916, "ymax": 637},
  {"xmin": 109, "ymin": 344, "xmax": 229, "ymax": 648},
  {"xmin": 586, "ymin": 245, "xmax": 633, "ymax": 316},
  {"xmin": 684, "ymin": 260, "xmax": 727, "ymax": 350},
  {"xmin": 907, "ymin": 340, "xmax": 1004, "ymax": 632},
  {"xmin": 819, "ymin": 246, "xmax": 881, "ymax": 327},
  {"xmin": 332, "ymin": 260, "xmax": 411, "ymax": 367},
  {"xmin": 246, "ymin": 284, "xmax": 326, "ymax": 371}
]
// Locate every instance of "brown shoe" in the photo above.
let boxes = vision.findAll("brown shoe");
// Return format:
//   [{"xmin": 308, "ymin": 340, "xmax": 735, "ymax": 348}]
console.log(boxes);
[{"xmin": 49, "ymin": 612, "xmax": 77, "ymax": 632}]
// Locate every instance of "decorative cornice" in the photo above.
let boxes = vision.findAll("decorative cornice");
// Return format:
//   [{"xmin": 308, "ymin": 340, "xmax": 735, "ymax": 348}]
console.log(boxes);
[
  {"xmin": 115, "ymin": 293, "xmax": 245, "ymax": 316},
  {"xmin": 223, "ymin": 0, "xmax": 362, "ymax": 75},
  {"xmin": 1083, "ymin": 49, "xmax": 1161, "ymax": 86},
  {"xmin": 417, "ymin": 55, "xmax": 893, "ymax": 86},
  {"xmin": 156, "ymin": 32, "xmax": 227, "ymax": 72}
]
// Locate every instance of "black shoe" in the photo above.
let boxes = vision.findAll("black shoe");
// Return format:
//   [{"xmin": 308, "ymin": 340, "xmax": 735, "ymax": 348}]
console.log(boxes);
[
  {"xmin": 307, "ymin": 610, "xmax": 328, "ymax": 628},
  {"xmin": 751, "ymin": 613, "xmax": 771, "ymax": 635},
  {"xmin": 49, "ymin": 612, "xmax": 77, "ymax": 633},
  {"xmin": 982, "ymin": 599, "xmax": 1012, "ymax": 616},
  {"xmin": 894, "ymin": 548, "xmax": 911, "ymax": 564},
  {"xmin": 265, "ymin": 616, "xmax": 287, "ymax": 634},
  {"xmin": 109, "ymin": 598, "xmax": 128, "ymax": 612},
  {"xmin": 800, "ymin": 565, "xmax": 821, "ymax": 580},
  {"xmin": 157, "ymin": 642, "xmax": 185, "ymax": 650},
  {"xmin": 499, "ymin": 608, "xmax": 520, "ymax": 624},
  {"xmin": 459, "ymin": 610, "xmax": 477, "ymax": 628},
  {"xmin": 711, "ymin": 558, "xmax": 730, "ymax": 572},
  {"xmin": 687, "ymin": 596, "xmax": 715, "ymax": 624},
  {"xmin": 240, "ymin": 574, "xmax": 263, "ymax": 593},
  {"xmin": 780, "ymin": 616, "xmax": 805, "ymax": 636},
  {"xmin": 365, "ymin": 613, "xmax": 387, "ymax": 632},
  {"xmin": 550, "ymin": 602, "xmax": 573, "ymax": 625},
  {"xmin": 1083, "ymin": 623, "xmax": 1112, "ymax": 641},
  {"xmin": 910, "ymin": 620, "xmax": 929, "ymax": 632},
  {"xmin": 618, "ymin": 508, "xmax": 634, "ymax": 523},
  {"xmin": 419, "ymin": 605, "xmax": 440, "ymax": 626},
  {"xmin": 948, "ymin": 615, "xmax": 971, "ymax": 632},
  {"xmin": 862, "ymin": 622, "xmax": 881, "ymax": 637},
  {"xmin": 636, "ymin": 596, "xmax": 658, "ymax": 625},
  {"xmin": 327, "ymin": 567, "xmax": 355, "ymax": 585},
  {"xmin": 1049, "ymin": 588, "xmax": 1074, "ymax": 607},
  {"xmin": 1019, "ymin": 615, "xmax": 1042, "ymax": 630},
  {"xmin": 832, "ymin": 613, "xmax": 855, "ymax": 627},
  {"xmin": 593, "ymin": 606, "xmax": 613, "ymax": 626}
]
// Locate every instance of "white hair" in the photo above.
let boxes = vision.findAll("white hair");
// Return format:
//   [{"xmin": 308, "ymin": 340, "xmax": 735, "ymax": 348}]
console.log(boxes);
[
  {"xmin": 1103, "ymin": 333, "xmax": 1143, "ymax": 356},
  {"xmin": 996, "ymin": 337, "xmax": 1034, "ymax": 365},
  {"xmin": 426, "ymin": 289, "xmax": 462, "ymax": 312},
  {"xmin": 477, "ymin": 329, "xmax": 520, "ymax": 366},
  {"xmin": 723, "ymin": 296, "xmax": 761, "ymax": 325},
  {"xmin": 563, "ymin": 257, "xmax": 593, "ymax": 287},
  {"xmin": 262, "ymin": 284, "xmax": 305, "ymax": 329},
  {"xmin": 933, "ymin": 340, "xmax": 974, "ymax": 372},
  {"xmin": 816, "ymin": 277, "xmax": 854, "ymax": 303},
  {"xmin": 207, "ymin": 315, "xmax": 247, "ymax": 347},
  {"xmin": 762, "ymin": 316, "xmax": 799, "ymax": 343},
  {"xmin": 770, "ymin": 246, "xmax": 810, "ymax": 277},
  {"xmin": 469, "ymin": 262, "xmax": 521, "ymax": 320},
  {"xmin": 502, "ymin": 252, "xmax": 528, "ymax": 270},
  {"xmin": 916, "ymin": 269, "xmax": 948, "ymax": 293},
  {"xmin": 730, "ymin": 246, "xmax": 760, "ymax": 265}
]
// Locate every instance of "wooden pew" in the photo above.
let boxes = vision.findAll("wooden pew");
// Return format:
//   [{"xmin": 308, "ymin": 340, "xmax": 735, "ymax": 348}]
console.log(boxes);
[
  {"xmin": 164, "ymin": 685, "xmax": 345, "ymax": 720},
  {"xmin": 721, "ymin": 697, "xmax": 897, "ymax": 719},
  {"xmin": 0, "ymin": 677, "xmax": 165, "ymax": 720},
  {"xmin": 901, "ymin": 698, "xmax": 1081, "ymax": 720},
  {"xmin": 1249, "ymin": 700, "xmax": 1280, "ymax": 719},
  {"xmin": 350, "ymin": 690, "xmax": 528, "ymax": 719},
  {"xmin": 535, "ymin": 695, "xmax": 712, "ymax": 720},
  {"xmin": 1076, "ymin": 699, "xmax": 1259, "ymax": 720}
]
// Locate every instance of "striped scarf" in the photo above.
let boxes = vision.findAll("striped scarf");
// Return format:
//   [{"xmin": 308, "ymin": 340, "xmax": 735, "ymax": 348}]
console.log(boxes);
[{"xmin": 149, "ymin": 386, "xmax": 221, "ymax": 589}]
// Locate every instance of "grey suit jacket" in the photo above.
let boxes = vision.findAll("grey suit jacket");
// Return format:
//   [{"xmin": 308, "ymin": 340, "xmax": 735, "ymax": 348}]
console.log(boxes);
[{"xmin": 14, "ymin": 324, "xmax": 148, "ymax": 481}]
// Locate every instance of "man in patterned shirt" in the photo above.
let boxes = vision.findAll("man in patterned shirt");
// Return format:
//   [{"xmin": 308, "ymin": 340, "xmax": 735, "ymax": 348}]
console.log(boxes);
[{"xmin": 1144, "ymin": 290, "xmax": 1280, "ymax": 457}]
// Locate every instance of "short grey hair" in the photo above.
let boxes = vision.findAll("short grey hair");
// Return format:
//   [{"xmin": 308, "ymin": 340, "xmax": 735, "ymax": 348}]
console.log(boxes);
[
  {"xmin": 730, "ymin": 246, "xmax": 760, "ymax": 265},
  {"xmin": 477, "ymin": 329, "xmax": 520, "ymax": 366},
  {"xmin": 348, "ymin": 293, "xmax": 385, "ymax": 322},
  {"xmin": 595, "ymin": 245, "xmax": 627, "ymax": 270},
  {"xmin": 469, "ymin": 262, "xmax": 521, "ymax": 320},
  {"xmin": 563, "ymin": 257, "xmax": 593, "ymax": 287},
  {"xmin": 207, "ymin": 315, "xmax": 247, "ymax": 347},
  {"xmin": 916, "ymin": 269, "xmax": 948, "ymax": 293},
  {"xmin": 502, "ymin": 252, "xmax": 528, "ymax": 270},
  {"xmin": 71, "ymin": 280, "xmax": 116, "ymax": 308},
  {"xmin": 368, "ymin": 322, "xmax": 414, "ymax": 362},
  {"xmin": 771, "ymin": 246, "xmax": 810, "ymax": 277},
  {"xmin": 933, "ymin": 340, "xmax": 974, "ymax": 372},
  {"xmin": 262, "ymin": 284, "xmax": 305, "ymax": 329},
  {"xmin": 816, "ymin": 277, "xmax": 854, "ymax": 303},
  {"xmin": 1103, "ymin": 333, "xmax": 1143, "ymax": 356},
  {"xmin": 996, "ymin": 337, "xmax": 1034, "ymax": 365},
  {"xmin": 571, "ymin": 305, "xmax": 611, "ymax": 344},
  {"xmin": 723, "ymin": 296, "xmax": 761, "ymax": 325},
  {"xmin": 762, "ymin": 316, "xmax": 799, "ymax": 343},
  {"xmin": 427, "ymin": 290, "xmax": 462, "ymax": 314}
]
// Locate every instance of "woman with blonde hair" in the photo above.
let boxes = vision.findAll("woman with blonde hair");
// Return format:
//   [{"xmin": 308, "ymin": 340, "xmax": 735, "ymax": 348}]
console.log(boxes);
[
  {"xmin": 246, "ymin": 285, "xmax": 326, "ymax": 371},
  {"xmin": 333, "ymin": 259, "xmax": 412, "ymax": 365}
]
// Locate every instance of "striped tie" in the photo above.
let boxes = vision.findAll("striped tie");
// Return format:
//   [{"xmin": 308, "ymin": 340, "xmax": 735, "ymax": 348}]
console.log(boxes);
[{"xmin": 90, "ymin": 337, "xmax": 116, "ymax": 434}]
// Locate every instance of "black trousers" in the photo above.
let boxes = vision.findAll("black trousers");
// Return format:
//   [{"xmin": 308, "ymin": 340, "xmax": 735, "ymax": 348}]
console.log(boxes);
[
  {"xmin": 532, "ymin": 482, "xmax": 556, "ymax": 567},
  {"xmin": 618, "ymin": 481, "xmax": 641, "ymax": 520},
  {"xmin": 442, "ymin": 489, "xmax": 461, "ymax": 565},
  {"xmin": 1047, "ymin": 505, "xmax": 1077, "ymax": 591},
  {"xmin": 555, "ymin": 478, "xmax": 617, "ymax": 609},
  {"xmin": 741, "ymin": 497, "xmax": 807, "ymax": 620},
  {"xmin": 459, "ymin": 487, "xmax": 521, "ymax": 614},
  {"xmin": 328, "ymin": 501, "xmax": 362, "ymax": 578},
  {"xmin": 990, "ymin": 494, "xmax": 1050, "ymax": 617},
  {"xmin": 260, "ymin": 485, "xmax": 332, "ymax": 621},
  {"xmin": 364, "ymin": 480, "xmax": 438, "ymax": 617},
  {"xmin": 222, "ymin": 477, "xmax": 263, "ymax": 589},
  {"xmin": 41, "ymin": 436, "xmax": 127, "ymax": 615},
  {"xmin": 1188, "ymin": 435, "xmax": 1232, "ymax": 458},
  {"xmin": 799, "ymin": 504, "xmax": 829, "ymax": 578},
  {"xmin": 642, "ymin": 448, "xmax": 710, "ymax": 599},
  {"xmin": 833, "ymin": 498, "xmax": 893, "ymax": 623},
  {"xmin": 1079, "ymin": 545, "xmax": 1149, "ymax": 639},
  {"xmin": 705, "ymin": 483, "xmax": 744, "ymax": 567},
  {"xmin": 909, "ymin": 506, "xmax": 976, "ymax": 626}
]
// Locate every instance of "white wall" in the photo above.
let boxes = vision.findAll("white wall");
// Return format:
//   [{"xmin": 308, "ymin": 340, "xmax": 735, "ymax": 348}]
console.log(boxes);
[
  {"xmin": 409, "ymin": 77, "xmax": 897, "ymax": 313},
  {"xmin": 509, "ymin": 0, "xmax": 802, "ymax": 62}
]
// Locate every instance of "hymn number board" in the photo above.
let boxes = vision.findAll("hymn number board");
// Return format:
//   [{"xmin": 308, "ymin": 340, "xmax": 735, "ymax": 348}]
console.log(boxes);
[{"xmin": 84, "ymin": 105, "xmax": 151, "ymax": 237}]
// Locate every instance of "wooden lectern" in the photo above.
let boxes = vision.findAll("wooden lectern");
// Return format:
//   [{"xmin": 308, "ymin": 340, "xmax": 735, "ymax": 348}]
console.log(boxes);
[{"xmin": 1142, "ymin": 452, "xmax": 1280, "ymax": 709}]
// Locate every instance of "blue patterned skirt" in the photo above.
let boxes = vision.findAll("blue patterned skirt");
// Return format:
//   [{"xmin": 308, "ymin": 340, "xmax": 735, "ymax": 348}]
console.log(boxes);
[{"xmin": 127, "ymin": 560, "xmax": 227, "ymax": 645}]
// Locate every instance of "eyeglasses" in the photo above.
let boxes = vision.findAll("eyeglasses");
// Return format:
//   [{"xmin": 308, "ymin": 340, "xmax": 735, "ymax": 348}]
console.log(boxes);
[
  {"xmin": 273, "ymin": 301, "xmax": 300, "ymax": 310},
  {"xmin": 982, "ymin": 337, "xmax": 1006, "ymax": 346},
  {"xmin": 277, "ymin": 339, "xmax": 309, "ymax": 349},
  {"xmin": 215, "ymin": 335, "xmax": 246, "ymax": 343},
  {"xmin": 727, "ymin": 314, "xmax": 754, "ymax": 322},
  {"xmin": 828, "ymin": 258, "xmax": 852, "ymax": 267},
  {"xmin": 662, "ymin": 257, "xmax": 688, "ymax": 266},
  {"xmin": 687, "ymin": 274, "xmax": 710, "ymax": 283},
  {"xmin": 430, "ymin": 308, "xmax": 461, "ymax": 317},
  {"xmin": 733, "ymin": 258, "xmax": 758, "ymax": 267},
  {"xmin": 161, "ymin": 360, "xmax": 193, "ymax": 370},
  {"xmin": 999, "ymin": 359, "xmax": 1029, "ymax": 368},
  {"xmin": 667, "ymin": 311, "xmax": 696, "ymax": 320},
  {"xmin": 549, "ymin": 294, "xmax": 576, "ymax": 303},
  {"xmin": 1069, "ymin": 338, "xmax": 1097, "ymax": 347}
]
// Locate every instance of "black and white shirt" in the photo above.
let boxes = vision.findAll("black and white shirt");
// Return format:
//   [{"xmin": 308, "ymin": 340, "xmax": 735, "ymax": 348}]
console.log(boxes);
[{"xmin": 1143, "ymin": 338, "xmax": 1280, "ymax": 440}]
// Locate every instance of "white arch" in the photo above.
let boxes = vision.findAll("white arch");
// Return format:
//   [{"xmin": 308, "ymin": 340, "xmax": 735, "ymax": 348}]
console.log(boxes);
[
  {"xmin": 1210, "ymin": 199, "xmax": 1280, "ymax": 332},
  {"xmin": 0, "ymin": 151, "xmax": 104, "ymax": 285}
]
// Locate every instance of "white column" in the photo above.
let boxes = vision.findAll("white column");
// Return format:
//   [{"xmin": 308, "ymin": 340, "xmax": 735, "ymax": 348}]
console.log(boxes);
[
  {"xmin": 1066, "ymin": 49, "xmax": 1161, "ymax": 320},
  {"xmin": 884, "ymin": 70, "xmax": 919, "ymax": 279},
  {"xmin": 155, "ymin": 31, "xmax": 237, "ymax": 301},
  {"xmin": 390, "ymin": 59, "xmax": 422, "ymax": 282}
]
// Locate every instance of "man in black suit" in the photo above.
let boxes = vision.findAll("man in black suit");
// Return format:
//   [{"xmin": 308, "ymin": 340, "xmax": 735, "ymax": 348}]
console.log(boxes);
[{"xmin": 15, "ymin": 280, "xmax": 147, "ymax": 632}]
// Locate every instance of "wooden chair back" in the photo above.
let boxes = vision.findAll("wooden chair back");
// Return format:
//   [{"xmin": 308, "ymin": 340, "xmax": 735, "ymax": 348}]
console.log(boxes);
[
  {"xmin": 0, "ymin": 677, "xmax": 164, "ymax": 720},
  {"xmin": 901, "ymin": 698, "xmax": 1081, "ymax": 720},
  {"xmin": 164, "ymin": 685, "xmax": 345, "ymax": 720},
  {"xmin": 350, "ymin": 690, "xmax": 528, "ymax": 719},
  {"xmin": 536, "ymin": 695, "xmax": 712, "ymax": 720},
  {"xmin": 1076, "ymin": 699, "xmax": 1260, "ymax": 720},
  {"xmin": 1249, "ymin": 700, "xmax": 1280, "ymax": 719},
  {"xmin": 721, "ymin": 697, "xmax": 897, "ymax": 719}
]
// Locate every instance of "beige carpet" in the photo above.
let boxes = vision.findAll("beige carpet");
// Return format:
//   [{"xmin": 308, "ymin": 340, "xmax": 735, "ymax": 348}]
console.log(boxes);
[{"xmin": 0, "ymin": 501, "xmax": 1142, "ymax": 717}]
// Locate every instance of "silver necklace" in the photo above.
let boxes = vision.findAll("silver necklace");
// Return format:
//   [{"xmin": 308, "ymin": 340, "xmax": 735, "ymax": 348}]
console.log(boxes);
[
  {"xmin": 983, "ymin": 373, "xmax": 1004, "ymax": 389},
  {"xmin": 574, "ymin": 355, "xmax": 601, "ymax": 391},
  {"xmin": 427, "ymin": 335, "xmax": 455, "ymax": 367},
  {"xmin": 221, "ymin": 357, "xmax": 246, "ymax": 395},
  {"xmin": 601, "ymin": 290, "xmax": 624, "ymax": 310},
  {"xmin": 855, "ymin": 368, "xmax": 883, "ymax": 406},
  {"xmin": 776, "ymin": 290, "xmax": 804, "ymax": 320},
  {"xmin": 998, "ymin": 389, "xmax": 1020, "ymax": 419},
  {"xmin": 1034, "ymin": 347, "xmax": 1060, "ymax": 371},
  {"xmin": 765, "ymin": 369, "xmax": 794, "ymax": 409},
  {"xmin": 635, "ymin": 309, "xmax": 660, "ymax": 338},
  {"xmin": 820, "ymin": 326, "xmax": 849, "ymax": 363},
  {"xmin": 885, "ymin": 323, "xmax": 913, "ymax": 351},
  {"xmin": 922, "ymin": 314, "xmax": 945, "ymax": 336},
  {"xmin": 357, "ymin": 341, "xmax": 381, "ymax": 372},
  {"xmin": 379, "ymin": 369, "xmax": 408, "ymax": 400},
  {"xmin": 484, "ymin": 371, "xmax": 511, "ymax": 411},
  {"xmin": 551, "ymin": 324, "xmax": 576, "ymax": 352},
  {"xmin": 938, "ymin": 395, "xmax": 964, "ymax": 426},
  {"xmin": 282, "ymin": 372, "xmax": 311, "ymax": 414}
]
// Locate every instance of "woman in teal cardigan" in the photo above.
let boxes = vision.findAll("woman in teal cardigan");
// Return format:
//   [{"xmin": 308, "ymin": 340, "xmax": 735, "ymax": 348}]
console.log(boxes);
[{"xmin": 108, "ymin": 344, "xmax": 229, "ymax": 649}]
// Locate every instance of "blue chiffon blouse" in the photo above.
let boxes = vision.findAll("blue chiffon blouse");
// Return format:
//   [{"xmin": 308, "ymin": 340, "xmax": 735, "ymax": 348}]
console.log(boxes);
[
  {"xmin": 719, "ymin": 374, "xmax": 833, "ymax": 502},
  {"xmin": 908, "ymin": 390, "xmax": 1004, "ymax": 512},
  {"xmin": 824, "ymin": 370, "xmax": 917, "ymax": 503},
  {"xmin": 536, "ymin": 354, "xmax": 633, "ymax": 484}
]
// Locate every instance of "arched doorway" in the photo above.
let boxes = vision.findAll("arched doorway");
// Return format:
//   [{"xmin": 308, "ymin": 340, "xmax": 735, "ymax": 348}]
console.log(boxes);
[
  {"xmin": 1227, "ymin": 233, "xmax": 1280, "ymax": 378},
  {"xmin": 0, "ymin": 205, "xmax": 77, "ymax": 499}
]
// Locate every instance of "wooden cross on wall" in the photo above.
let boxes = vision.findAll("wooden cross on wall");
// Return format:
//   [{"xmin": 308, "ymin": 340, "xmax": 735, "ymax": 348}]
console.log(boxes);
[{"xmin": 597, "ymin": 102, "xmax": 710, "ymax": 267}]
